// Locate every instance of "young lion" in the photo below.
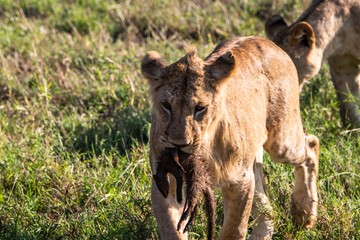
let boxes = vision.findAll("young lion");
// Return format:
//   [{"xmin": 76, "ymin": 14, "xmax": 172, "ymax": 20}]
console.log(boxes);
[
  {"xmin": 265, "ymin": 0, "xmax": 360, "ymax": 127},
  {"xmin": 142, "ymin": 36, "xmax": 319, "ymax": 239}
]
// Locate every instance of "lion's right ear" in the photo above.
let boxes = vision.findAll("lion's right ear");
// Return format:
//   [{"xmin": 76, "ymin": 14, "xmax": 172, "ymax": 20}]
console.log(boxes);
[
  {"xmin": 288, "ymin": 21, "xmax": 315, "ymax": 48},
  {"xmin": 205, "ymin": 51, "xmax": 235, "ymax": 87},
  {"xmin": 141, "ymin": 51, "xmax": 167, "ymax": 84},
  {"xmin": 265, "ymin": 14, "xmax": 288, "ymax": 40}
]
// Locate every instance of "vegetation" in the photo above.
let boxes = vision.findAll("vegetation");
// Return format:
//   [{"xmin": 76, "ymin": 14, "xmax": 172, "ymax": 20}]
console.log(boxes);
[{"xmin": 0, "ymin": 0, "xmax": 358, "ymax": 239}]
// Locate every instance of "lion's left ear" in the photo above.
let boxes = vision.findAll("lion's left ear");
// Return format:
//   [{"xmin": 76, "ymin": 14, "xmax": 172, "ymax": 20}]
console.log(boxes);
[
  {"xmin": 288, "ymin": 22, "xmax": 315, "ymax": 57},
  {"xmin": 265, "ymin": 14, "xmax": 288, "ymax": 40},
  {"xmin": 205, "ymin": 51, "xmax": 235, "ymax": 87}
]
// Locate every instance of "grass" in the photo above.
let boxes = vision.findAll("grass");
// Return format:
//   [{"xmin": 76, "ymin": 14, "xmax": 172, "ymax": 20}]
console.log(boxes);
[{"xmin": 0, "ymin": 0, "xmax": 359, "ymax": 239}]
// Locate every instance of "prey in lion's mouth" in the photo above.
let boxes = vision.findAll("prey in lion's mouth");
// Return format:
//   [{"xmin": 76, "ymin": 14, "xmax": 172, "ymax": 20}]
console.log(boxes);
[{"xmin": 153, "ymin": 148, "xmax": 216, "ymax": 240}]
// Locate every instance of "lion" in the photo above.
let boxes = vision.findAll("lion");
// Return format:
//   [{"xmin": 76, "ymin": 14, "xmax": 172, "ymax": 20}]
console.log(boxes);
[
  {"xmin": 265, "ymin": 0, "xmax": 360, "ymax": 127},
  {"xmin": 141, "ymin": 36, "xmax": 319, "ymax": 239}
]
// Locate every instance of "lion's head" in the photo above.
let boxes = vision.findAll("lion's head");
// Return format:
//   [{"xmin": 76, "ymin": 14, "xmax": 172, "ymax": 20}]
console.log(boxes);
[
  {"xmin": 265, "ymin": 15, "xmax": 322, "ymax": 88},
  {"xmin": 141, "ymin": 47, "xmax": 235, "ymax": 154}
]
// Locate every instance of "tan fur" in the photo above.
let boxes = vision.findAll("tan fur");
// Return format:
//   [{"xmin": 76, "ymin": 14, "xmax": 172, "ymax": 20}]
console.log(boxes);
[
  {"xmin": 142, "ymin": 36, "xmax": 319, "ymax": 239},
  {"xmin": 266, "ymin": 0, "xmax": 360, "ymax": 127}
]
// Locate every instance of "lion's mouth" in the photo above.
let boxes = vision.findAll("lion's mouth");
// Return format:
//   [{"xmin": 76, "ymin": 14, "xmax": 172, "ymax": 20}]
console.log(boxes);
[{"xmin": 177, "ymin": 145, "xmax": 194, "ymax": 154}]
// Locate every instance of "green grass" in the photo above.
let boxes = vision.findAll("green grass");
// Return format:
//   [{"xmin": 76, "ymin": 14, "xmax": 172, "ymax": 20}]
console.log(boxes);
[{"xmin": 0, "ymin": 0, "xmax": 359, "ymax": 239}]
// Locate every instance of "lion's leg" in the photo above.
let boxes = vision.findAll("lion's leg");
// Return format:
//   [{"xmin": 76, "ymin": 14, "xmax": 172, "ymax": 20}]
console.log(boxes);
[
  {"xmin": 218, "ymin": 169, "xmax": 255, "ymax": 240},
  {"xmin": 264, "ymin": 125, "xmax": 319, "ymax": 229},
  {"xmin": 328, "ymin": 54, "xmax": 360, "ymax": 128},
  {"xmin": 249, "ymin": 147, "xmax": 274, "ymax": 240},
  {"xmin": 291, "ymin": 134, "xmax": 319, "ymax": 228},
  {"xmin": 151, "ymin": 175, "xmax": 188, "ymax": 240}
]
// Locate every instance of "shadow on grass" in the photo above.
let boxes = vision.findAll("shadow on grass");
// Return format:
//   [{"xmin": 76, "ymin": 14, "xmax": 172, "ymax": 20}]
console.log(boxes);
[
  {"xmin": 99, "ymin": 198, "xmax": 158, "ymax": 240},
  {"xmin": 58, "ymin": 86, "xmax": 151, "ymax": 160},
  {"xmin": 0, "ymin": 197, "xmax": 158, "ymax": 239},
  {"xmin": 71, "ymin": 107, "xmax": 149, "ymax": 157},
  {"xmin": 0, "ymin": 222, "xmax": 53, "ymax": 240}
]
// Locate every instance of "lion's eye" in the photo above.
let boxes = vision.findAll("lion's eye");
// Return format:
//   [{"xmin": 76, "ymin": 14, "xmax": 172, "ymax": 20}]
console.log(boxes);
[
  {"xmin": 194, "ymin": 105, "xmax": 206, "ymax": 118},
  {"xmin": 195, "ymin": 105, "xmax": 205, "ymax": 112},
  {"xmin": 161, "ymin": 102, "xmax": 172, "ymax": 114}
]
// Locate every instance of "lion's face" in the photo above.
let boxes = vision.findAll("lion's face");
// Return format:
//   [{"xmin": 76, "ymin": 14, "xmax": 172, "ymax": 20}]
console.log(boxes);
[
  {"xmin": 151, "ymin": 67, "xmax": 214, "ymax": 153},
  {"xmin": 142, "ymin": 50, "xmax": 235, "ymax": 153}
]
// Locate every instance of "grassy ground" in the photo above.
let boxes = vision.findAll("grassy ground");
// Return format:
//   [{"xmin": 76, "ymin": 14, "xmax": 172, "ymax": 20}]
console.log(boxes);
[{"xmin": 0, "ymin": 0, "xmax": 359, "ymax": 239}]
